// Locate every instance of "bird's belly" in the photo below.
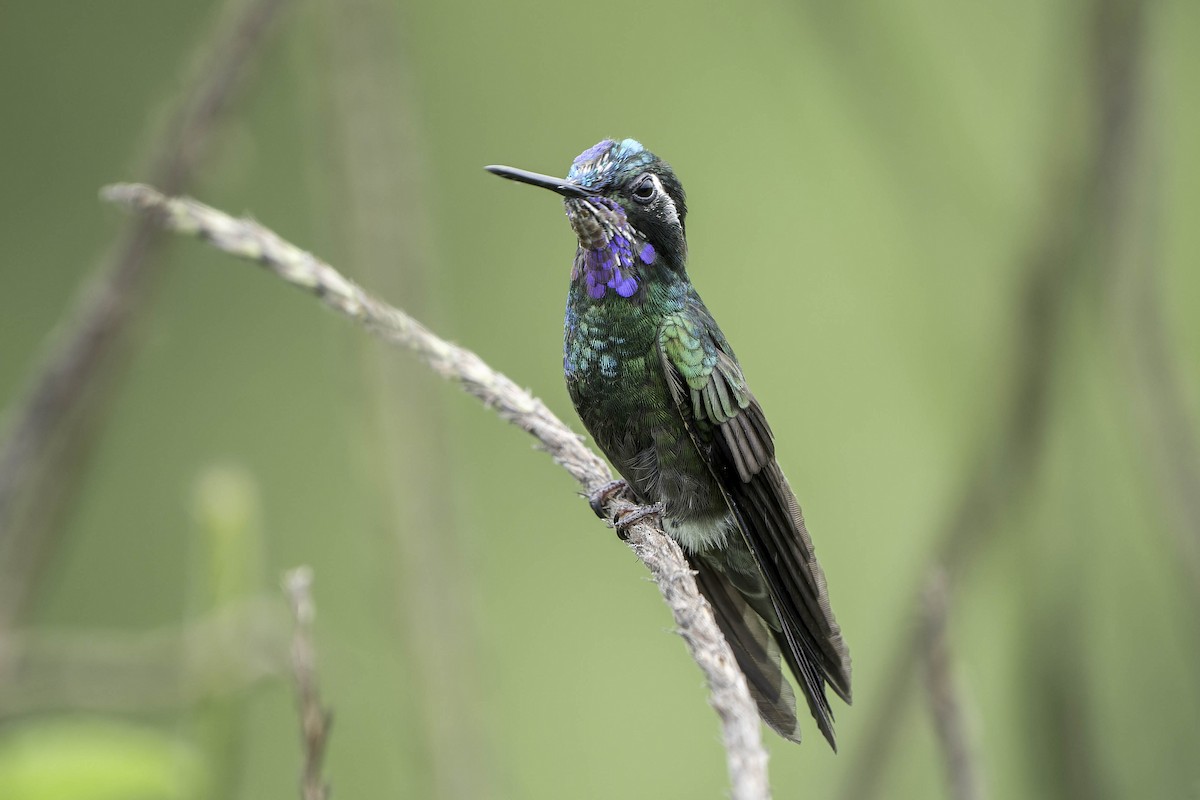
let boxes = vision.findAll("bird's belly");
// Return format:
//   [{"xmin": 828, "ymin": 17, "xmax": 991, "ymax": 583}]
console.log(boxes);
[
  {"xmin": 663, "ymin": 513, "xmax": 737, "ymax": 552},
  {"xmin": 567, "ymin": 339, "xmax": 730, "ymax": 544}
]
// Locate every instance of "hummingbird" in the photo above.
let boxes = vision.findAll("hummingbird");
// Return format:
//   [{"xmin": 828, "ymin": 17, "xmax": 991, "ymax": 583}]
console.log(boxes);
[{"xmin": 486, "ymin": 139, "xmax": 851, "ymax": 749}]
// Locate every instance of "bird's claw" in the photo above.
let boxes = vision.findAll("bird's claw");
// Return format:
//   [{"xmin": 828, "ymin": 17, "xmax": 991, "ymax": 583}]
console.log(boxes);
[
  {"xmin": 612, "ymin": 502, "xmax": 664, "ymax": 541},
  {"xmin": 588, "ymin": 479, "xmax": 629, "ymax": 518}
]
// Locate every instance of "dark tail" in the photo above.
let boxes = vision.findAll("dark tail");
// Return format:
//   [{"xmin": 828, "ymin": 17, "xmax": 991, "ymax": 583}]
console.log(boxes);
[
  {"xmin": 721, "ymin": 460, "xmax": 852, "ymax": 750},
  {"xmin": 693, "ymin": 558, "xmax": 803, "ymax": 742}
]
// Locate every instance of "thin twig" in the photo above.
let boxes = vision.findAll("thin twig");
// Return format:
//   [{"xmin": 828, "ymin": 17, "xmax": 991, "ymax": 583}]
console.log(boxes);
[
  {"xmin": 0, "ymin": 0, "xmax": 291, "ymax": 631},
  {"xmin": 285, "ymin": 567, "xmax": 332, "ymax": 800},
  {"xmin": 920, "ymin": 570, "xmax": 983, "ymax": 800},
  {"xmin": 102, "ymin": 183, "xmax": 772, "ymax": 800}
]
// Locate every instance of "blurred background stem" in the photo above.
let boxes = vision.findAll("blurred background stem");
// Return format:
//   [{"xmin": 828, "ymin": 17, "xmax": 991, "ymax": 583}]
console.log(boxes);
[
  {"xmin": 839, "ymin": 0, "xmax": 1165, "ymax": 797},
  {"xmin": 187, "ymin": 465, "xmax": 267, "ymax": 796},
  {"xmin": 313, "ymin": 2, "xmax": 495, "ymax": 797},
  {"xmin": 0, "ymin": 0, "xmax": 290, "ymax": 635}
]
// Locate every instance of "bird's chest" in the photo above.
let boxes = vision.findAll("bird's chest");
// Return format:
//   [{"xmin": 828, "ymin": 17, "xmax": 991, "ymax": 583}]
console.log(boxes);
[
  {"xmin": 561, "ymin": 303, "xmax": 657, "ymax": 407},
  {"xmin": 563, "ymin": 301, "xmax": 663, "ymax": 436}
]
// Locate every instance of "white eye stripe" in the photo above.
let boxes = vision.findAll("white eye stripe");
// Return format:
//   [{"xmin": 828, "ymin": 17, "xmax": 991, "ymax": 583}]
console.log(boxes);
[{"xmin": 650, "ymin": 174, "xmax": 681, "ymax": 228}]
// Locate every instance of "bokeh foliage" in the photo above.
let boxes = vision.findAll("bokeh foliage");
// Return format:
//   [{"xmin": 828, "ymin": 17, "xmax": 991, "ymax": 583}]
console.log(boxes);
[{"xmin": 1, "ymin": 0, "xmax": 1197, "ymax": 798}]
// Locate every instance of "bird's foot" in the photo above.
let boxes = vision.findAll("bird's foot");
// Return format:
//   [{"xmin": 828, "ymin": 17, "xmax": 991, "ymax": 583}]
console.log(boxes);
[
  {"xmin": 588, "ymin": 479, "xmax": 629, "ymax": 518},
  {"xmin": 612, "ymin": 502, "xmax": 664, "ymax": 541}
]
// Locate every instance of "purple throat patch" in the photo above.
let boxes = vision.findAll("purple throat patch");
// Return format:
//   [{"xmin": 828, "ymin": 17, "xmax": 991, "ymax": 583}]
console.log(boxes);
[
  {"xmin": 568, "ymin": 195, "xmax": 658, "ymax": 300},
  {"xmin": 581, "ymin": 236, "xmax": 657, "ymax": 299}
]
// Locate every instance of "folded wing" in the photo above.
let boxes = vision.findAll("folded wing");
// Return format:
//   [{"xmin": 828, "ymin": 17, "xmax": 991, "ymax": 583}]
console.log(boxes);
[{"xmin": 658, "ymin": 308, "xmax": 851, "ymax": 748}]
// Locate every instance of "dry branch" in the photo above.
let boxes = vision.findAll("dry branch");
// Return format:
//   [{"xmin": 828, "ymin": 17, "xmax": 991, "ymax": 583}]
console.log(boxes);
[{"xmin": 102, "ymin": 183, "xmax": 772, "ymax": 800}]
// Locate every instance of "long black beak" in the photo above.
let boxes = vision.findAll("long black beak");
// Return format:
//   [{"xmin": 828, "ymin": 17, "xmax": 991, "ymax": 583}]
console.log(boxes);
[{"xmin": 485, "ymin": 165, "xmax": 596, "ymax": 198}]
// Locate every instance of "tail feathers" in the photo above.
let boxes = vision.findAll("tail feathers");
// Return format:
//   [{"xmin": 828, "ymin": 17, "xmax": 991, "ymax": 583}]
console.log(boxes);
[
  {"xmin": 693, "ymin": 558, "xmax": 802, "ymax": 743},
  {"xmin": 720, "ymin": 461, "xmax": 852, "ymax": 751},
  {"xmin": 742, "ymin": 464, "xmax": 852, "ymax": 700},
  {"xmin": 778, "ymin": 629, "xmax": 838, "ymax": 750}
]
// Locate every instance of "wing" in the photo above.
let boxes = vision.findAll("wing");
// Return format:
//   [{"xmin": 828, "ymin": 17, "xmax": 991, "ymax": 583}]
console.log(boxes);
[{"xmin": 658, "ymin": 307, "xmax": 852, "ymax": 748}]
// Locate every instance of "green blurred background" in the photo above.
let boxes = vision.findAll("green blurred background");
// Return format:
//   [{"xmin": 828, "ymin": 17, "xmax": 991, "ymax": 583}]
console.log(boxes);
[{"xmin": 1, "ymin": 0, "xmax": 1198, "ymax": 798}]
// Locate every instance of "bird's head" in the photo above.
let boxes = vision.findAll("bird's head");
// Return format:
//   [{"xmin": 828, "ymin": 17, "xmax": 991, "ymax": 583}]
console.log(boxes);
[{"xmin": 487, "ymin": 138, "xmax": 687, "ymax": 300}]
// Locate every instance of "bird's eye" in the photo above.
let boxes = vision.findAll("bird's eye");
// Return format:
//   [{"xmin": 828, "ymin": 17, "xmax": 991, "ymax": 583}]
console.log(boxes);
[{"xmin": 632, "ymin": 177, "xmax": 656, "ymax": 204}]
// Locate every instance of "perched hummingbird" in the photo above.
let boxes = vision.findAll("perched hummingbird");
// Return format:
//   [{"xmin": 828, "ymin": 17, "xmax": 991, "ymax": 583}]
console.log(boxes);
[{"xmin": 486, "ymin": 139, "xmax": 851, "ymax": 749}]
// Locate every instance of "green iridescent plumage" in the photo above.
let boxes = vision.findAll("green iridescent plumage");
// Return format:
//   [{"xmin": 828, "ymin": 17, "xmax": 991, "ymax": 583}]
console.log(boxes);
[{"xmin": 487, "ymin": 139, "xmax": 851, "ymax": 749}]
